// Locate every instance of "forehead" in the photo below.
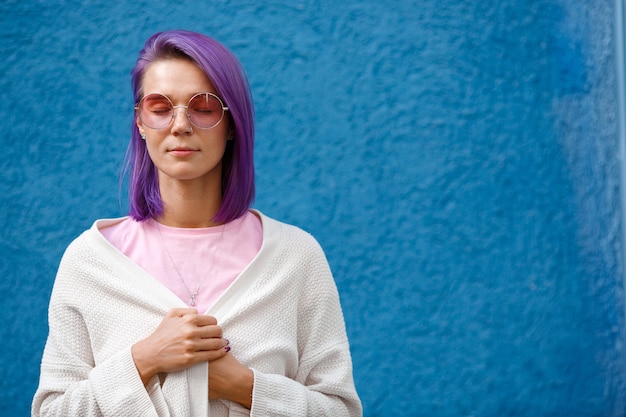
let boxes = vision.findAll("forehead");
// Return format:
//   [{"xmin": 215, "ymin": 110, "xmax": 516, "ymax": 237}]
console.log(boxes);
[{"xmin": 141, "ymin": 58, "xmax": 216, "ymax": 99}]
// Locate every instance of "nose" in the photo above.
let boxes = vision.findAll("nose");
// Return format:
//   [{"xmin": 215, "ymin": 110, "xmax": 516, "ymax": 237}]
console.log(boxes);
[{"xmin": 170, "ymin": 105, "xmax": 193, "ymax": 134}]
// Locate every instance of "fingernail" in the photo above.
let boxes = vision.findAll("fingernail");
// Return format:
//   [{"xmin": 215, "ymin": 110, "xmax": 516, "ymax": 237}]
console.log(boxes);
[{"xmin": 224, "ymin": 346, "xmax": 231, "ymax": 352}]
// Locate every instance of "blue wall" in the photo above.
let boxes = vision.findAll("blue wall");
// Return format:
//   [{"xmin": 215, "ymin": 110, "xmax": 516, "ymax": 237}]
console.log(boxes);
[{"xmin": 1, "ymin": 0, "xmax": 625, "ymax": 415}]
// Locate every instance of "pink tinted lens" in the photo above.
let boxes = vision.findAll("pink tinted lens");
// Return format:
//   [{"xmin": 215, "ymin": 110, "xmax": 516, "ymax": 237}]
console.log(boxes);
[
  {"xmin": 140, "ymin": 94, "xmax": 172, "ymax": 129},
  {"xmin": 188, "ymin": 93, "xmax": 224, "ymax": 128}
]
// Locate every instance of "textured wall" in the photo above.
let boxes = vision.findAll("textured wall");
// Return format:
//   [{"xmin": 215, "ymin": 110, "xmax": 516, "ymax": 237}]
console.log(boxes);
[{"xmin": 1, "ymin": 0, "xmax": 624, "ymax": 416}]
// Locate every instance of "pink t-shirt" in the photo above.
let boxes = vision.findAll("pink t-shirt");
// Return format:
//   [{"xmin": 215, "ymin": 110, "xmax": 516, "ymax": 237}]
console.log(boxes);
[{"xmin": 100, "ymin": 211, "xmax": 263, "ymax": 313}]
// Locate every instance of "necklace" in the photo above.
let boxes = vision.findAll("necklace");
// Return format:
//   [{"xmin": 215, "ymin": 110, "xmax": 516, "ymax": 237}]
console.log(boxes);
[{"xmin": 156, "ymin": 221, "xmax": 226, "ymax": 307}]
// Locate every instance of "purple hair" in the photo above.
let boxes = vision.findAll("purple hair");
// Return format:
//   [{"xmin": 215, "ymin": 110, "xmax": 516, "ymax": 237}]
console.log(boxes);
[{"xmin": 124, "ymin": 30, "xmax": 255, "ymax": 223}]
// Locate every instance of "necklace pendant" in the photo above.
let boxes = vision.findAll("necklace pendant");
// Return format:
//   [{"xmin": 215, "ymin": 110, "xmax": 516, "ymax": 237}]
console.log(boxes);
[{"xmin": 190, "ymin": 294, "xmax": 196, "ymax": 306}]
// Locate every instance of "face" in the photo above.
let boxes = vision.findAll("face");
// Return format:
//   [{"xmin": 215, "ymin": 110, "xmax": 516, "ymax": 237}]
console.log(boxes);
[{"xmin": 137, "ymin": 58, "xmax": 230, "ymax": 187}]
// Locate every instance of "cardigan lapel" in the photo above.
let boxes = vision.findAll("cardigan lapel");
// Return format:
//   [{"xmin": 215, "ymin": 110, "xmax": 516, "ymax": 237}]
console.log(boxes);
[
  {"xmin": 86, "ymin": 218, "xmax": 187, "ymax": 310},
  {"xmin": 207, "ymin": 211, "xmax": 281, "ymax": 321}
]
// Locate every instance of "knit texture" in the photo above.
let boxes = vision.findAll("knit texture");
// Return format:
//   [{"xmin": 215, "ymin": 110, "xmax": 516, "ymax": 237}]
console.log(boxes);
[{"xmin": 32, "ymin": 211, "xmax": 362, "ymax": 417}]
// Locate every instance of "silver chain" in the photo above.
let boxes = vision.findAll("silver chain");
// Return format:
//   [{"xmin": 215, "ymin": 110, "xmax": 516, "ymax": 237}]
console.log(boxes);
[{"xmin": 156, "ymin": 221, "xmax": 226, "ymax": 306}]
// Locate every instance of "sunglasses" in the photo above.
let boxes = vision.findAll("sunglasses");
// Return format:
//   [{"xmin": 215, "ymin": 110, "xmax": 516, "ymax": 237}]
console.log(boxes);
[{"xmin": 135, "ymin": 92, "xmax": 229, "ymax": 130}]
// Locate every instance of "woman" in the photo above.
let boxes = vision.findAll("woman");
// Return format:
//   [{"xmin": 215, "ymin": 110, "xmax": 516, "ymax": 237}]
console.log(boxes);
[{"xmin": 32, "ymin": 30, "xmax": 362, "ymax": 417}]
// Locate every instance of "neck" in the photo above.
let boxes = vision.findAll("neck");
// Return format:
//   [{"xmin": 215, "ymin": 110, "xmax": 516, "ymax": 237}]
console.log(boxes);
[{"xmin": 157, "ymin": 176, "xmax": 223, "ymax": 228}]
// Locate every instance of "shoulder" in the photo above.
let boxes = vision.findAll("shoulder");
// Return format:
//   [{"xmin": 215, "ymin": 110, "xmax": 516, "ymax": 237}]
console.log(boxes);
[
  {"xmin": 96, "ymin": 216, "xmax": 133, "ymax": 239},
  {"xmin": 253, "ymin": 211, "xmax": 334, "ymax": 285},
  {"xmin": 58, "ymin": 217, "xmax": 128, "ymax": 269},
  {"xmin": 255, "ymin": 210, "xmax": 325, "ymax": 255}
]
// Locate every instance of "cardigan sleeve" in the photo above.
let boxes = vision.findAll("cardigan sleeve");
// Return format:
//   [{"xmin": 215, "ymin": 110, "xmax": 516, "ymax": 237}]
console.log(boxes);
[
  {"xmin": 249, "ymin": 341, "xmax": 361, "ymax": 416},
  {"xmin": 31, "ymin": 238, "xmax": 169, "ymax": 417},
  {"xmin": 32, "ymin": 302, "xmax": 164, "ymax": 417},
  {"xmin": 246, "ymin": 226, "xmax": 362, "ymax": 417}
]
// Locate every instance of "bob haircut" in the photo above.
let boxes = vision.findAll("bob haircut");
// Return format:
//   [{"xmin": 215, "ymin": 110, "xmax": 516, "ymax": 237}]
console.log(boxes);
[{"xmin": 124, "ymin": 30, "xmax": 255, "ymax": 223}]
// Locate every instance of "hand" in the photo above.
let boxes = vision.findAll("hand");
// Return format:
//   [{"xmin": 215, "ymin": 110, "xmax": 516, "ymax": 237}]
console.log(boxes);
[
  {"xmin": 132, "ymin": 308, "xmax": 229, "ymax": 385},
  {"xmin": 209, "ymin": 352, "xmax": 254, "ymax": 409}
]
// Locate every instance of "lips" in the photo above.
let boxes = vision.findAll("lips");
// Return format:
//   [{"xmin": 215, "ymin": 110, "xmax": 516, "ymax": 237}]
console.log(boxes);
[{"xmin": 168, "ymin": 147, "xmax": 198, "ymax": 157}]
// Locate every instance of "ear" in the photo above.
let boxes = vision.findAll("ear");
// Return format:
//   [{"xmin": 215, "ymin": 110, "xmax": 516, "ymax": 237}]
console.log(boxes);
[
  {"xmin": 136, "ymin": 116, "xmax": 145, "ymax": 136},
  {"xmin": 136, "ymin": 117, "xmax": 148, "ymax": 141}
]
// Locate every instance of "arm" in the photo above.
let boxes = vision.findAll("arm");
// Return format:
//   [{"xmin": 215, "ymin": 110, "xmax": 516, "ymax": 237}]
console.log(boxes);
[
  {"xmin": 206, "ymin": 229, "xmax": 362, "ymax": 416},
  {"xmin": 206, "ymin": 315, "xmax": 361, "ymax": 417},
  {"xmin": 34, "ymin": 306, "xmax": 230, "ymax": 416},
  {"xmin": 250, "ymin": 341, "xmax": 361, "ymax": 417},
  {"xmin": 207, "ymin": 353, "xmax": 255, "ymax": 408},
  {"xmin": 32, "ymin": 237, "xmax": 229, "ymax": 417},
  {"xmin": 250, "ymin": 232, "xmax": 362, "ymax": 416},
  {"xmin": 32, "ymin": 298, "xmax": 158, "ymax": 417}
]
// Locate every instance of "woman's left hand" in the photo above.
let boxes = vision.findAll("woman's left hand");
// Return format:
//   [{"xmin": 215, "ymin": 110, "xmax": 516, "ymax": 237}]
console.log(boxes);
[{"xmin": 208, "ymin": 352, "xmax": 254, "ymax": 409}]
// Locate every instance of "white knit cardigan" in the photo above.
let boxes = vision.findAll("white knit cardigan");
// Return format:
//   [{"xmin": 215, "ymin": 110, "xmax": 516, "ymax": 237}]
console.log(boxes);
[{"xmin": 32, "ymin": 211, "xmax": 362, "ymax": 417}]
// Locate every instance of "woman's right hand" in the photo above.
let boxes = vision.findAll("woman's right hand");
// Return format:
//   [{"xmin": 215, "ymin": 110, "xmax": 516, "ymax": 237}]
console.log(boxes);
[{"xmin": 131, "ymin": 308, "xmax": 229, "ymax": 386}]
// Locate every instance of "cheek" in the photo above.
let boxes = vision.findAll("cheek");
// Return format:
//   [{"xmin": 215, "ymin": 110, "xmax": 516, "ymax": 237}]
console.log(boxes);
[{"xmin": 143, "ymin": 138, "xmax": 163, "ymax": 163}]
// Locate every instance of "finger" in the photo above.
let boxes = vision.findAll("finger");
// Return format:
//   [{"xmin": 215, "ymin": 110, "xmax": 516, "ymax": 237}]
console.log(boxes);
[
  {"xmin": 199, "ymin": 344, "xmax": 231, "ymax": 362},
  {"xmin": 177, "ymin": 321, "xmax": 222, "ymax": 340},
  {"xmin": 193, "ymin": 315, "xmax": 219, "ymax": 327},
  {"xmin": 196, "ymin": 337, "xmax": 230, "ymax": 352},
  {"xmin": 195, "ymin": 324, "xmax": 223, "ymax": 339}
]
